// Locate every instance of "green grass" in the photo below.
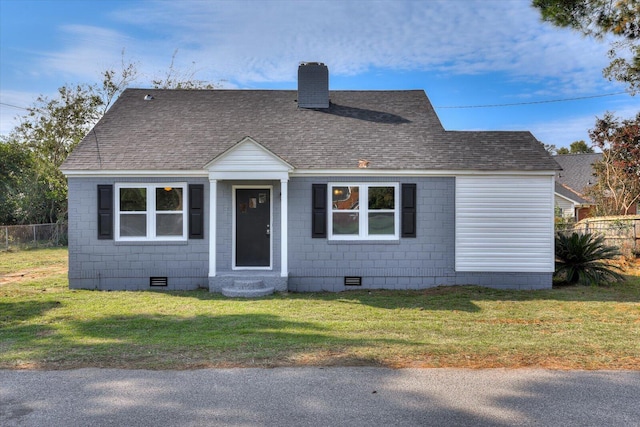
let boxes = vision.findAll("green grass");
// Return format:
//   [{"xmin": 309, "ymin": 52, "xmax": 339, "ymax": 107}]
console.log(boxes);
[
  {"xmin": 1, "ymin": 248, "xmax": 639, "ymax": 370},
  {"xmin": 0, "ymin": 247, "xmax": 68, "ymax": 275}
]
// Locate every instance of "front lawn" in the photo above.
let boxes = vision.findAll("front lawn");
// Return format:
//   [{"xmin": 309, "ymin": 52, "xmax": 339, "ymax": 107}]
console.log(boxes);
[{"xmin": 1, "ymin": 248, "xmax": 639, "ymax": 369}]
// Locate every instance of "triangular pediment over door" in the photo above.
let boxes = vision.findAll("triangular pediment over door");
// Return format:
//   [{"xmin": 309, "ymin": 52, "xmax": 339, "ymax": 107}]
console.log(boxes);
[{"xmin": 205, "ymin": 136, "xmax": 293, "ymax": 180}]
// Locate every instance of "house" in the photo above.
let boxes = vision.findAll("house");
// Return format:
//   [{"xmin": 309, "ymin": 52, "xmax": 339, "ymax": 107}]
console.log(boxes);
[
  {"xmin": 553, "ymin": 153, "xmax": 601, "ymax": 221},
  {"xmin": 554, "ymin": 181, "xmax": 593, "ymax": 220},
  {"xmin": 61, "ymin": 62, "xmax": 560, "ymax": 293},
  {"xmin": 554, "ymin": 153, "xmax": 639, "ymax": 220}
]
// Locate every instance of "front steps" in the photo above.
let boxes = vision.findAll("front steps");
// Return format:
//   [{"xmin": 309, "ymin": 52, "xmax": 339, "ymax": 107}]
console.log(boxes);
[
  {"xmin": 221, "ymin": 279, "xmax": 275, "ymax": 298},
  {"xmin": 209, "ymin": 273, "xmax": 288, "ymax": 294}
]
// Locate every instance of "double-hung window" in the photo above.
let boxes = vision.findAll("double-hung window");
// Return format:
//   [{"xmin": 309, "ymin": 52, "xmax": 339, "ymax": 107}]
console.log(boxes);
[
  {"xmin": 115, "ymin": 183, "xmax": 187, "ymax": 241},
  {"xmin": 329, "ymin": 183, "xmax": 399, "ymax": 240}
]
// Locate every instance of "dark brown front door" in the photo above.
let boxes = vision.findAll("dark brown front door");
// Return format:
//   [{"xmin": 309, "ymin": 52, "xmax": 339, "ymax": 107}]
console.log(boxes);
[{"xmin": 235, "ymin": 188, "xmax": 270, "ymax": 267}]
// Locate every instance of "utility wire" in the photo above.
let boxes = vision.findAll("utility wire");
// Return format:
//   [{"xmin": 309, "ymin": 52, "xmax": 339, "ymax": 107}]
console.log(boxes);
[
  {"xmin": 434, "ymin": 91, "xmax": 628, "ymax": 109},
  {"xmin": 0, "ymin": 102, "xmax": 31, "ymax": 111},
  {"xmin": 2, "ymin": 92, "xmax": 630, "ymax": 111}
]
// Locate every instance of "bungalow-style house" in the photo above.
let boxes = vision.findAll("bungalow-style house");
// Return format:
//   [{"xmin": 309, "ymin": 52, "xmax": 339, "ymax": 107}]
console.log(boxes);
[
  {"xmin": 61, "ymin": 63, "xmax": 560, "ymax": 294},
  {"xmin": 553, "ymin": 153, "xmax": 601, "ymax": 221}
]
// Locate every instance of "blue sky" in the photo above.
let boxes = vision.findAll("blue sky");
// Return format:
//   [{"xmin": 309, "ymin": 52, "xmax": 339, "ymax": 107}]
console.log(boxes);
[{"xmin": 1, "ymin": 0, "xmax": 637, "ymax": 149}]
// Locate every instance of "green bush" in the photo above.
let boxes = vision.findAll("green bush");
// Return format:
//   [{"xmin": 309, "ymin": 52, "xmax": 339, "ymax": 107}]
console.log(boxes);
[{"xmin": 555, "ymin": 232, "xmax": 624, "ymax": 285}]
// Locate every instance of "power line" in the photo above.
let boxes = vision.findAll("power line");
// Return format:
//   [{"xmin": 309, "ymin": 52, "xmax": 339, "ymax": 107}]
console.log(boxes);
[
  {"xmin": 0, "ymin": 102, "xmax": 30, "ymax": 111},
  {"xmin": 434, "ymin": 91, "xmax": 628, "ymax": 109},
  {"xmin": 2, "ymin": 91, "xmax": 630, "ymax": 111}
]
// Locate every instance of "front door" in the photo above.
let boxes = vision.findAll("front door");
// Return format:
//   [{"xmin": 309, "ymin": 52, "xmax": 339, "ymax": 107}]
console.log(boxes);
[{"xmin": 235, "ymin": 188, "xmax": 271, "ymax": 267}]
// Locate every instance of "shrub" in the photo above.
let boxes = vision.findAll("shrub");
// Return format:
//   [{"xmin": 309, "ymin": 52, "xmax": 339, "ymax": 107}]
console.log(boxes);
[{"xmin": 555, "ymin": 232, "xmax": 624, "ymax": 285}]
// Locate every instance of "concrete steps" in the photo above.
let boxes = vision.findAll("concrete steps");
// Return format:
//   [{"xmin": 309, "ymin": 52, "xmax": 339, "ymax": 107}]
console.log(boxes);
[{"xmin": 221, "ymin": 280, "xmax": 275, "ymax": 298}]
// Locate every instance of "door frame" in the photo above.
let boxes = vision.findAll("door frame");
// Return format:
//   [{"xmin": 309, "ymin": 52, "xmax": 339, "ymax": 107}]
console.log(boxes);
[{"xmin": 232, "ymin": 185, "xmax": 273, "ymax": 270}]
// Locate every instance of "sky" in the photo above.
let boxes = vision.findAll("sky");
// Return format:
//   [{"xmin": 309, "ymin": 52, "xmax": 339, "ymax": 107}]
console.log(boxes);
[{"xmin": 0, "ymin": 0, "xmax": 638, "ymax": 149}]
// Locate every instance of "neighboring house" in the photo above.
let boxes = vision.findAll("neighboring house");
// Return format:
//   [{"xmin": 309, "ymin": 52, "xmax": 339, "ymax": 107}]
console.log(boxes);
[
  {"xmin": 61, "ymin": 63, "xmax": 560, "ymax": 293},
  {"xmin": 553, "ymin": 153, "xmax": 601, "ymax": 221},
  {"xmin": 553, "ymin": 153, "xmax": 638, "ymax": 220},
  {"xmin": 554, "ymin": 182, "xmax": 592, "ymax": 220}
]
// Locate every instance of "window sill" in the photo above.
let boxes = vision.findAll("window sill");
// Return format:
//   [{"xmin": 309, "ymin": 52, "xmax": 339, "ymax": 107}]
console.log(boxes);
[
  {"xmin": 327, "ymin": 239, "xmax": 400, "ymax": 245},
  {"xmin": 114, "ymin": 240, "xmax": 189, "ymax": 246}
]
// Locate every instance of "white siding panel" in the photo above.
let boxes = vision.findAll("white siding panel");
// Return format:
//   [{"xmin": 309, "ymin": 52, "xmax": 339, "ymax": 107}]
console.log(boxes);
[
  {"xmin": 554, "ymin": 195, "xmax": 575, "ymax": 218},
  {"xmin": 211, "ymin": 139, "xmax": 291, "ymax": 172},
  {"xmin": 456, "ymin": 176, "xmax": 554, "ymax": 272}
]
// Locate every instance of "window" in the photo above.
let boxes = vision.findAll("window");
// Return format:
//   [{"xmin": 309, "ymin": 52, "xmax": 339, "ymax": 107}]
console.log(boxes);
[
  {"xmin": 329, "ymin": 183, "xmax": 399, "ymax": 240},
  {"xmin": 115, "ymin": 183, "xmax": 187, "ymax": 241}
]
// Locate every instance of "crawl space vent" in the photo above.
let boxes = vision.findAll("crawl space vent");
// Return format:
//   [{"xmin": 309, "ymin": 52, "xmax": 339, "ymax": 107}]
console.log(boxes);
[
  {"xmin": 344, "ymin": 276, "xmax": 362, "ymax": 286},
  {"xmin": 150, "ymin": 277, "xmax": 168, "ymax": 287}
]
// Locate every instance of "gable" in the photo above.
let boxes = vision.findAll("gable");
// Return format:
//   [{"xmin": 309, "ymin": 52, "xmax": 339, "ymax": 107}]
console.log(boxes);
[{"xmin": 206, "ymin": 136, "xmax": 293, "ymax": 180}]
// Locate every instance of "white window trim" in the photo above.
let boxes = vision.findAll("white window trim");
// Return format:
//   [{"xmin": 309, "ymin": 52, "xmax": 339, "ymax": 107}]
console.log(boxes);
[
  {"xmin": 328, "ymin": 183, "xmax": 399, "ymax": 241},
  {"xmin": 114, "ymin": 182, "xmax": 188, "ymax": 242}
]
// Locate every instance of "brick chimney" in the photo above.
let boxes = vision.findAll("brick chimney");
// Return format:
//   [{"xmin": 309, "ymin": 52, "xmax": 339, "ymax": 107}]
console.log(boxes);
[{"xmin": 297, "ymin": 62, "xmax": 329, "ymax": 109}]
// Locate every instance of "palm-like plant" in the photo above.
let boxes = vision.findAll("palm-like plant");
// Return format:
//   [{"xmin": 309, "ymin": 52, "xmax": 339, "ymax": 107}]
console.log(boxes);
[{"xmin": 555, "ymin": 232, "xmax": 624, "ymax": 285}]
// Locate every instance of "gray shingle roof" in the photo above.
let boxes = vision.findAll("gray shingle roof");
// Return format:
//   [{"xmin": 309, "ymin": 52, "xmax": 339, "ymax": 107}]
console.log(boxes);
[
  {"xmin": 62, "ymin": 88, "xmax": 560, "ymax": 172},
  {"xmin": 554, "ymin": 153, "xmax": 602, "ymax": 195},
  {"xmin": 555, "ymin": 182, "xmax": 591, "ymax": 204}
]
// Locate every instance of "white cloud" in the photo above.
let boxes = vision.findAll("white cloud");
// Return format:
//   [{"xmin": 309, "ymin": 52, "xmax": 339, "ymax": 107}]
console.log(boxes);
[
  {"xmin": 2, "ymin": 0, "xmax": 630, "ymax": 141},
  {"xmin": 6, "ymin": 0, "xmax": 612, "ymax": 96},
  {"xmin": 528, "ymin": 98, "xmax": 639, "ymax": 148},
  {"xmin": 101, "ymin": 0, "xmax": 613, "ymax": 92},
  {"xmin": 38, "ymin": 25, "xmax": 135, "ymax": 80},
  {"xmin": 529, "ymin": 114, "xmax": 594, "ymax": 148}
]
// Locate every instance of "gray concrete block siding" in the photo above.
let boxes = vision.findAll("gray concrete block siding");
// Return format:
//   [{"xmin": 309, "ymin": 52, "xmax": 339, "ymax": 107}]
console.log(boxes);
[
  {"xmin": 68, "ymin": 176, "xmax": 551, "ymax": 292},
  {"xmin": 67, "ymin": 177, "xmax": 209, "ymax": 291},
  {"xmin": 287, "ymin": 177, "xmax": 551, "ymax": 292}
]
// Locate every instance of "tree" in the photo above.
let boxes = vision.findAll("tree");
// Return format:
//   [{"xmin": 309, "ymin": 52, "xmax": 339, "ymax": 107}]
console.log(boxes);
[
  {"xmin": 4, "ymin": 84, "xmax": 103, "ymax": 224},
  {"xmin": 1, "ymin": 54, "xmax": 218, "ymax": 225},
  {"xmin": 98, "ymin": 51, "xmax": 139, "ymax": 114},
  {"xmin": 151, "ymin": 50, "xmax": 218, "ymax": 90},
  {"xmin": 569, "ymin": 140, "xmax": 595, "ymax": 153},
  {"xmin": 1, "ymin": 57, "xmax": 136, "ymax": 225},
  {"xmin": 532, "ymin": 0, "xmax": 640, "ymax": 94},
  {"xmin": 555, "ymin": 140, "xmax": 594, "ymax": 154},
  {"xmin": 586, "ymin": 112, "xmax": 640, "ymax": 215},
  {"xmin": 0, "ymin": 139, "xmax": 37, "ymax": 224}
]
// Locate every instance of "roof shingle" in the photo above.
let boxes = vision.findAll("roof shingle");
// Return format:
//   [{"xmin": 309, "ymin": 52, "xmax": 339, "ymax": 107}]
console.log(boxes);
[{"xmin": 62, "ymin": 88, "xmax": 560, "ymax": 172}]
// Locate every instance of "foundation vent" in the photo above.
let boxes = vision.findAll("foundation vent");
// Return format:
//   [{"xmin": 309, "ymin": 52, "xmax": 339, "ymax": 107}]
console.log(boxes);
[
  {"xmin": 150, "ymin": 277, "xmax": 168, "ymax": 287},
  {"xmin": 344, "ymin": 276, "xmax": 362, "ymax": 286}
]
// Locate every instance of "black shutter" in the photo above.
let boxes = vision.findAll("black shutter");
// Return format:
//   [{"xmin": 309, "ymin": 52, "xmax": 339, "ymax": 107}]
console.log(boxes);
[
  {"xmin": 312, "ymin": 184, "xmax": 327, "ymax": 238},
  {"xmin": 401, "ymin": 183, "xmax": 416, "ymax": 238},
  {"xmin": 189, "ymin": 184, "xmax": 204, "ymax": 239},
  {"xmin": 97, "ymin": 185, "xmax": 113, "ymax": 240}
]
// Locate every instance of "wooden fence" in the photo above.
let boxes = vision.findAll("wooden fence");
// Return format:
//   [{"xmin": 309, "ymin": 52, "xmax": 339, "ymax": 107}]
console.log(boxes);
[{"xmin": 568, "ymin": 216, "xmax": 640, "ymax": 258}]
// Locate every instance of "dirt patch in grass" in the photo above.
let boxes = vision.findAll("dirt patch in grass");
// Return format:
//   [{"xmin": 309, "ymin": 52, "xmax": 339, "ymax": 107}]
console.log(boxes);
[
  {"xmin": 619, "ymin": 257, "xmax": 640, "ymax": 276},
  {"xmin": 0, "ymin": 266, "xmax": 68, "ymax": 286}
]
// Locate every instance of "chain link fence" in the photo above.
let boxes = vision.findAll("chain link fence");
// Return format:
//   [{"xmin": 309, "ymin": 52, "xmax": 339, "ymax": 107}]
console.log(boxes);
[{"xmin": 0, "ymin": 223, "xmax": 68, "ymax": 251}]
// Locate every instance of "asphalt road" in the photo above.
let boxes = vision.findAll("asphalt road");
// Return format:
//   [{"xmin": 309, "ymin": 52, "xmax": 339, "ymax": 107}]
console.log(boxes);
[{"xmin": 1, "ymin": 368, "xmax": 639, "ymax": 426}]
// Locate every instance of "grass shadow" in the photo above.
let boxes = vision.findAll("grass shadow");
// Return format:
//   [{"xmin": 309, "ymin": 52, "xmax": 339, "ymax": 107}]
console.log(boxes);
[
  {"xmin": 0, "ymin": 300, "xmax": 62, "ymax": 324},
  {"xmin": 1, "ymin": 311, "xmax": 420, "ymax": 369}
]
